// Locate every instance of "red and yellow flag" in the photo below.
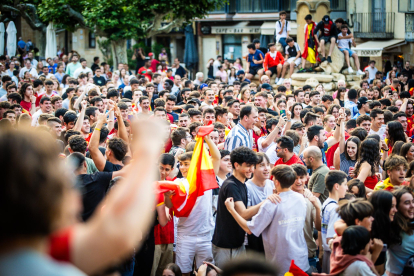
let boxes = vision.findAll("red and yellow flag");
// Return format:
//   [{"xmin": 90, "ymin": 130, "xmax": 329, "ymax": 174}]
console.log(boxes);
[
  {"xmin": 284, "ymin": 260, "xmax": 308, "ymax": 276},
  {"xmin": 157, "ymin": 125, "xmax": 218, "ymax": 217}
]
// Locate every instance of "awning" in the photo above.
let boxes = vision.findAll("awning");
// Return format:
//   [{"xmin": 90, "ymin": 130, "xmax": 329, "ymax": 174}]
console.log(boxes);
[
  {"xmin": 211, "ymin": 22, "xmax": 261, "ymax": 34},
  {"xmin": 260, "ymin": 22, "xmax": 297, "ymax": 36},
  {"xmin": 354, "ymin": 40, "xmax": 406, "ymax": 57}
]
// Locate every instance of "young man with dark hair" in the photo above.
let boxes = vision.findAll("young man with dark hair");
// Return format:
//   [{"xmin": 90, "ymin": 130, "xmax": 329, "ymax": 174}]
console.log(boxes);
[
  {"xmin": 290, "ymin": 163, "xmax": 321, "ymax": 271},
  {"xmin": 369, "ymin": 108, "xmax": 386, "ymax": 140},
  {"xmin": 224, "ymin": 164, "xmax": 310, "ymax": 274},
  {"xmin": 374, "ymin": 155, "xmax": 409, "ymax": 190},
  {"xmin": 356, "ymin": 114, "xmax": 372, "ymax": 133},
  {"xmin": 337, "ymin": 25, "xmax": 363, "ymax": 75},
  {"xmin": 344, "ymin": 88, "xmax": 358, "ymax": 117},
  {"xmin": 187, "ymin": 108, "xmax": 202, "ymax": 123},
  {"xmin": 275, "ymin": 10, "xmax": 290, "ymax": 50},
  {"xmin": 212, "ymin": 147, "xmax": 279, "ymax": 267},
  {"xmin": 274, "ymin": 136, "xmax": 303, "ymax": 166},
  {"xmin": 169, "ymin": 127, "xmax": 191, "ymax": 156},
  {"xmin": 31, "ymin": 96, "xmax": 53, "ymax": 126},
  {"xmin": 281, "ymin": 37, "xmax": 301, "ymax": 84},
  {"xmin": 245, "ymin": 43, "xmax": 265, "ymax": 81},
  {"xmin": 319, "ymin": 170, "xmax": 348, "ymax": 273},
  {"xmin": 307, "ymin": 91, "xmax": 321, "ymax": 107},
  {"xmin": 314, "ymin": 15, "xmax": 338, "ymax": 63},
  {"xmin": 227, "ymin": 99, "xmax": 241, "ymax": 125},
  {"xmin": 225, "ymin": 105, "xmax": 258, "ymax": 151}
]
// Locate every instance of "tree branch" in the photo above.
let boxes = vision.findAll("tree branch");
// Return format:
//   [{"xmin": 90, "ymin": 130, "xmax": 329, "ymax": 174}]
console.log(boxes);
[
  {"xmin": 62, "ymin": 4, "xmax": 86, "ymax": 27},
  {"xmin": 146, "ymin": 16, "xmax": 186, "ymax": 38},
  {"xmin": 16, "ymin": 3, "xmax": 46, "ymax": 32}
]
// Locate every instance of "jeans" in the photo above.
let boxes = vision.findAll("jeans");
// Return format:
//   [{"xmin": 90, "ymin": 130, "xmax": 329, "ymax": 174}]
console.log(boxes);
[{"xmin": 279, "ymin": 37, "xmax": 287, "ymax": 51}]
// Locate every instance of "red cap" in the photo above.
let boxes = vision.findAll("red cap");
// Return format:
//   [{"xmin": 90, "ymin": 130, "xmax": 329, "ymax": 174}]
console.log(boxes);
[{"xmin": 148, "ymin": 52, "xmax": 154, "ymax": 56}]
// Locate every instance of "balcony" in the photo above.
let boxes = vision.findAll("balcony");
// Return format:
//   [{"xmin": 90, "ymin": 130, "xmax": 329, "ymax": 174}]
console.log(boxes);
[
  {"xmin": 353, "ymin": 12, "xmax": 395, "ymax": 39},
  {"xmin": 211, "ymin": 0, "xmax": 290, "ymax": 13},
  {"xmin": 330, "ymin": 0, "xmax": 346, "ymax": 11}
]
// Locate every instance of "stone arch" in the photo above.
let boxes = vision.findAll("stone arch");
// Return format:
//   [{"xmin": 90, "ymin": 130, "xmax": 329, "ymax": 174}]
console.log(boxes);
[
  {"xmin": 315, "ymin": 1, "xmax": 332, "ymax": 13},
  {"xmin": 296, "ymin": 1, "xmax": 312, "ymax": 12}
]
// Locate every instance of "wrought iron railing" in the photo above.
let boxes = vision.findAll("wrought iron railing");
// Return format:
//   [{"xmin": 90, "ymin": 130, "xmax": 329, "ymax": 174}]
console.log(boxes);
[{"xmin": 353, "ymin": 12, "xmax": 395, "ymax": 39}]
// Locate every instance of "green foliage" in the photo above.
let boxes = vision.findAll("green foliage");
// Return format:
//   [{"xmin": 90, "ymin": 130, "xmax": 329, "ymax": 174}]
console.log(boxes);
[{"xmin": 97, "ymin": 38, "xmax": 113, "ymax": 65}]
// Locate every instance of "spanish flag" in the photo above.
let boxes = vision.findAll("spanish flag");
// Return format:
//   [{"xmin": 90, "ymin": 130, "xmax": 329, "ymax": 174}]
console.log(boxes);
[
  {"xmin": 284, "ymin": 260, "xmax": 308, "ymax": 276},
  {"xmin": 157, "ymin": 125, "xmax": 218, "ymax": 217}
]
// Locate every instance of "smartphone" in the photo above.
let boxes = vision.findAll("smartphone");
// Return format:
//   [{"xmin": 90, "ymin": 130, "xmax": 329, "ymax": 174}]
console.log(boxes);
[
  {"xmin": 280, "ymin": 110, "xmax": 286, "ymax": 116},
  {"xmin": 382, "ymin": 244, "xmax": 387, "ymax": 252}
]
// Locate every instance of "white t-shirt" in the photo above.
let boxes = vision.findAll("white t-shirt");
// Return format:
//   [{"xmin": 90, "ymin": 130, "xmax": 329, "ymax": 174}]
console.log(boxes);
[
  {"xmin": 321, "ymin": 198, "xmax": 340, "ymax": 252},
  {"xmin": 258, "ymin": 136, "xmax": 275, "ymax": 153},
  {"xmin": 246, "ymin": 179, "xmax": 274, "ymax": 207},
  {"xmin": 340, "ymin": 261, "xmax": 376, "ymax": 276},
  {"xmin": 73, "ymin": 67, "xmax": 92, "ymax": 79},
  {"xmin": 275, "ymin": 20, "xmax": 291, "ymax": 42},
  {"xmin": 366, "ymin": 66, "xmax": 378, "ymax": 82},
  {"xmin": 175, "ymin": 178, "xmax": 214, "ymax": 235},
  {"xmin": 247, "ymin": 190, "xmax": 310, "ymax": 275},
  {"xmin": 337, "ymin": 33, "xmax": 352, "ymax": 49},
  {"xmin": 265, "ymin": 144, "xmax": 279, "ymax": 164},
  {"xmin": 31, "ymin": 109, "xmax": 44, "ymax": 127},
  {"xmin": 213, "ymin": 60, "xmax": 221, "ymax": 77},
  {"xmin": 369, "ymin": 125, "xmax": 386, "ymax": 141}
]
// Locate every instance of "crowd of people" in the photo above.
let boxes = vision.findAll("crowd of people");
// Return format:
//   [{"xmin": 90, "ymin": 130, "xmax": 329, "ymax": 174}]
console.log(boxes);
[{"xmin": 2, "ymin": 11, "xmax": 414, "ymax": 276}]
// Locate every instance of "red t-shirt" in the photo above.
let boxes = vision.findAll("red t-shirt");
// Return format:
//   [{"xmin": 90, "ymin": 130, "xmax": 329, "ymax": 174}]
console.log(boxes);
[
  {"xmin": 138, "ymin": 66, "xmax": 153, "ymax": 81},
  {"xmin": 407, "ymin": 115, "xmax": 414, "ymax": 134},
  {"xmin": 274, "ymin": 153, "xmax": 304, "ymax": 166},
  {"xmin": 150, "ymin": 59, "xmax": 160, "ymax": 72},
  {"xmin": 20, "ymin": 100, "xmax": 32, "ymax": 113},
  {"xmin": 49, "ymin": 227, "xmax": 73, "ymax": 262},
  {"xmin": 154, "ymin": 208, "xmax": 174, "ymax": 245},
  {"xmin": 252, "ymin": 127, "xmax": 267, "ymax": 152},
  {"xmin": 326, "ymin": 132, "xmax": 350, "ymax": 168}
]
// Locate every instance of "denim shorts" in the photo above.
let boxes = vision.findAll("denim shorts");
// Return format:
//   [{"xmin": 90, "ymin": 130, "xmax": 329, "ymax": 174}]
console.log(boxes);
[{"xmin": 339, "ymin": 48, "xmax": 355, "ymax": 56}]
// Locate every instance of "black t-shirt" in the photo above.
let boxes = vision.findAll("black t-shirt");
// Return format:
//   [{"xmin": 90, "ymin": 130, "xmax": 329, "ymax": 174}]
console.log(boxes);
[
  {"xmin": 93, "ymin": 76, "xmax": 107, "ymax": 86},
  {"xmin": 77, "ymin": 172, "xmax": 112, "ymax": 221},
  {"xmin": 104, "ymin": 160, "xmax": 123, "ymax": 172},
  {"xmin": 212, "ymin": 175, "xmax": 248, "ymax": 248},
  {"xmin": 402, "ymin": 68, "xmax": 414, "ymax": 80},
  {"xmin": 233, "ymin": 117, "xmax": 240, "ymax": 125}
]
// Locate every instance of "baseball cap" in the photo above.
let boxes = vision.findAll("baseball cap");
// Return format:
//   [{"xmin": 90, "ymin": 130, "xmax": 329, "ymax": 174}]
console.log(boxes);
[
  {"xmin": 188, "ymin": 98, "xmax": 201, "ymax": 106},
  {"xmin": 236, "ymin": 70, "xmax": 245, "ymax": 76},
  {"xmin": 148, "ymin": 52, "xmax": 154, "ymax": 57},
  {"xmin": 357, "ymin": 97, "xmax": 369, "ymax": 105},
  {"xmin": 261, "ymin": 83, "xmax": 272, "ymax": 91},
  {"xmin": 200, "ymin": 83, "xmax": 208, "ymax": 90},
  {"xmin": 323, "ymin": 15, "xmax": 330, "ymax": 24}
]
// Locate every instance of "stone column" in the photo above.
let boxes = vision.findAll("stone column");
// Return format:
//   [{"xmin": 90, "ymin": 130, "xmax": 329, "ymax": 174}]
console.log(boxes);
[{"xmin": 296, "ymin": 0, "xmax": 331, "ymax": 51}]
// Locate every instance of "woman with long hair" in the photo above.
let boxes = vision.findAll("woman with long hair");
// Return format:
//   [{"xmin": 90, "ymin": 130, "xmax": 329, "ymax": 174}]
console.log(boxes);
[
  {"xmin": 406, "ymin": 160, "xmax": 414, "ymax": 189},
  {"xmin": 386, "ymin": 70, "xmax": 397, "ymax": 86},
  {"xmin": 386, "ymin": 121, "xmax": 408, "ymax": 156},
  {"xmin": 233, "ymin": 58, "xmax": 243, "ymax": 71},
  {"xmin": 373, "ymin": 87, "xmax": 382, "ymax": 100},
  {"xmin": 206, "ymin": 58, "xmax": 215, "ymax": 79},
  {"xmin": 356, "ymin": 138, "xmax": 382, "ymax": 191},
  {"xmin": 132, "ymin": 47, "xmax": 146, "ymax": 73},
  {"xmin": 327, "ymin": 104, "xmax": 341, "ymax": 121},
  {"xmin": 119, "ymin": 68, "xmax": 127, "ymax": 84},
  {"xmin": 54, "ymin": 62, "xmax": 65, "ymax": 83},
  {"xmin": 61, "ymin": 74, "xmax": 70, "ymax": 89},
  {"xmin": 240, "ymin": 87, "xmax": 250, "ymax": 103},
  {"xmin": 228, "ymin": 67, "xmax": 237, "ymax": 85},
  {"xmin": 315, "ymin": 83, "xmax": 325, "ymax": 96},
  {"xmin": 333, "ymin": 87, "xmax": 346, "ymax": 107},
  {"xmin": 369, "ymin": 190, "xmax": 398, "ymax": 274},
  {"xmin": 36, "ymin": 61, "xmax": 43, "ymax": 74},
  {"xmin": 290, "ymin": 103, "xmax": 303, "ymax": 124},
  {"xmin": 217, "ymin": 89, "xmax": 224, "ymax": 105},
  {"xmin": 391, "ymin": 141, "xmax": 405, "ymax": 156},
  {"xmin": 387, "ymin": 187, "xmax": 414, "ymax": 275},
  {"xmin": 334, "ymin": 134, "xmax": 361, "ymax": 180},
  {"xmin": 347, "ymin": 179, "xmax": 366, "ymax": 198},
  {"xmin": 19, "ymin": 83, "xmax": 35, "ymax": 114}
]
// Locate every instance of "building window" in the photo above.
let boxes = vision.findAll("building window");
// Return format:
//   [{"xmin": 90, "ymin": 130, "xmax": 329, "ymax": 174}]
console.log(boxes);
[
  {"xmin": 237, "ymin": 0, "xmax": 284, "ymax": 13},
  {"xmin": 89, "ymin": 32, "xmax": 96, "ymax": 48},
  {"xmin": 223, "ymin": 34, "xmax": 242, "ymax": 62},
  {"xmin": 330, "ymin": 0, "xmax": 346, "ymax": 11},
  {"xmin": 399, "ymin": 0, "xmax": 414, "ymax": 12}
]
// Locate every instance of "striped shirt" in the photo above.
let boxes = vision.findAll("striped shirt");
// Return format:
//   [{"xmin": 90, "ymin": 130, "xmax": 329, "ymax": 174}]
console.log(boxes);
[
  {"xmin": 340, "ymin": 152, "xmax": 357, "ymax": 181},
  {"xmin": 224, "ymin": 123, "xmax": 253, "ymax": 151}
]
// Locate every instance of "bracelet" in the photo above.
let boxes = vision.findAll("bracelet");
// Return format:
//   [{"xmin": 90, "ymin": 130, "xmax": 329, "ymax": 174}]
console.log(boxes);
[
  {"xmin": 336, "ymin": 124, "xmax": 340, "ymax": 127},
  {"xmin": 383, "ymin": 149, "xmax": 389, "ymax": 151},
  {"xmin": 95, "ymin": 128, "xmax": 101, "ymax": 131},
  {"xmin": 287, "ymin": 119, "xmax": 291, "ymax": 122}
]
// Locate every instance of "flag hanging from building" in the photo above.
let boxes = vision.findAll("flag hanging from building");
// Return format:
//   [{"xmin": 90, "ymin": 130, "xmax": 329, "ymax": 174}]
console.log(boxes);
[{"xmin": 157, "ymin": 125, "xmax": 218, "ymax": 217}]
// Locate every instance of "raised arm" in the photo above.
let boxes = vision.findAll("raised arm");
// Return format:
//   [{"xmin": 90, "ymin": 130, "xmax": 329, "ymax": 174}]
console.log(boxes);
[
  {"xmin": 89, "ymin": 113, "xmax": 108, "ymax": 171},
  {"xmin": 74, "ymin": 89, "xmax": 87, "ymax": 111},
  {"xmin": 73, "ymin": 100, "xmax": 87, "ymax": 132},
  {"xmin": 71, "ymin": 118, "xmax": 166, "ymax": 275},
  {"xmin": 204, "ymin": 135, "xmax": 220, "ymax": 175},
  {"xmin": 326, "ymin": 112, "xmax": 344, "ymax": 147}
]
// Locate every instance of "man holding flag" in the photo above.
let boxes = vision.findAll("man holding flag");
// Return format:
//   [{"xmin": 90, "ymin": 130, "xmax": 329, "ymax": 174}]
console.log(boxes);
[{"xmin": 160, "ymin": 125, "xmax": 221, "ymax": 276}]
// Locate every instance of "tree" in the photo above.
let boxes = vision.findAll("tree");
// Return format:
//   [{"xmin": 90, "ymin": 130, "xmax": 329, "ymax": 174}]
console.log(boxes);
[{"xmin": 1, "ymin": 0, "xmax": 224, "ymax": 66}]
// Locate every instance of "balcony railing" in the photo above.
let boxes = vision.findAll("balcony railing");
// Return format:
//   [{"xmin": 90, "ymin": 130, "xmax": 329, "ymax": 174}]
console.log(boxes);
[
  {"xmin": 353, "ymin": 12, "xmax": 395, "ymax": 39},
  {"xmin": 211, "ymin": 0, "xmax": 290, "ymax": 13}
]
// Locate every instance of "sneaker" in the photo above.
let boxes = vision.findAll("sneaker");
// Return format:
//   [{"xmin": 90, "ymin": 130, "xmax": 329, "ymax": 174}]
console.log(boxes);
[
  {"xmin": 327, "ymin": 56, "xmax": 332, "ymax": 63},
  {"xmin": 307, "ymin": 67, "xmax": 314, "ymax": 72},
  {"xmin": 275, "ymin": 77, "xmax": 279, "ymax": 84},
  {"xmin": 277, "ymin": 78, "xmax": 284, "ymax": 85},
  {"xmin": 356, "ymin": 69, "xmax": 364, "ymax": 76},
  {"xmin": 348, "ymin": 67, "xmax": 354, "ymax": 74},
  {"xmin": 297, "ymin": 68, "xmax": 306, "ymax": 73},
  {"xmin": 320, "ymin": 57, "xmax": 326, "ymax": 63}
]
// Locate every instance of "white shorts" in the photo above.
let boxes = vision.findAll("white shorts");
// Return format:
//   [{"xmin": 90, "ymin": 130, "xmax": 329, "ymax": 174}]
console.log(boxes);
[
  {"xmin": 287, "ymin": 57, "xmax": 302, "ymax": 67},
  {"xmin": 175, "ymin": 232, "xmax": 213, "ymax": 273}
]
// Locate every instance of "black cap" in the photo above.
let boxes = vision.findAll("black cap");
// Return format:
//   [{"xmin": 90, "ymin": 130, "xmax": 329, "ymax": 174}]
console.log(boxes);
[
  {"xmin": 261, "ymin": 83, "xmax": 273, "ymax": 91},
  {"xmin": 358, "ymin": 97, "xmax": 369, "ymax": 105},
  {"xmin": 323, "ymin": 15, "xmax": 330, "ymax": 23}
]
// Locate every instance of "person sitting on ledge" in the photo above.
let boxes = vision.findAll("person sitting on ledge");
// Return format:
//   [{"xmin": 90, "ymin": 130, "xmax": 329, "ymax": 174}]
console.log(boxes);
[
  {"xmin": 314, "ymin": 15, "xmax": 338, "ymax": 63},
  {"xmin": 337, "ymin": 25, "xmax": 364, "ymax": 75}
]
